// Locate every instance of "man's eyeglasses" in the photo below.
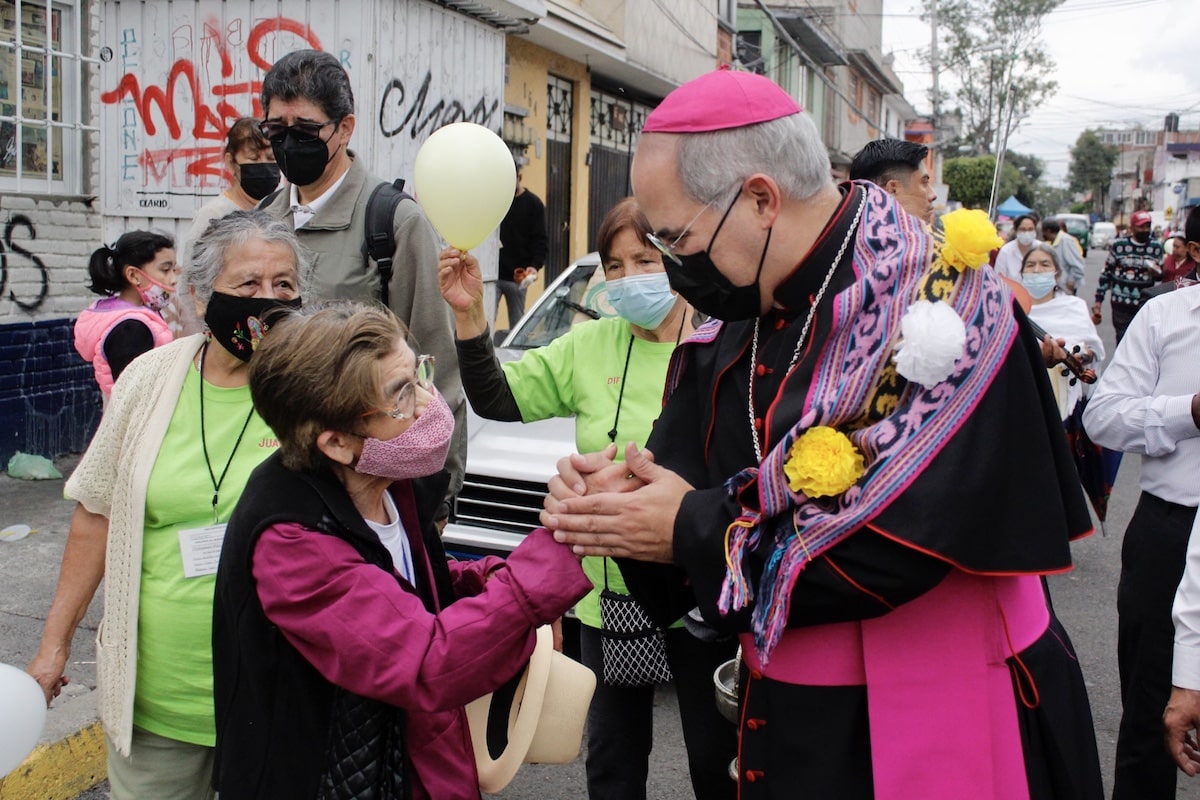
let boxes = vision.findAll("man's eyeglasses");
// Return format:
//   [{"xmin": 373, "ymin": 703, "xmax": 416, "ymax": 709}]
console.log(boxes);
[
  {"xmin": 364, "ymin": 355, "xmax": 436, "ymax": 421},
  {"xmin": 645, "ymin": 199, "xmax": 719, "ymax": 267},
  {"xmin": 259, "ymin": 118, "xmax": 341, "ymax": 144}
]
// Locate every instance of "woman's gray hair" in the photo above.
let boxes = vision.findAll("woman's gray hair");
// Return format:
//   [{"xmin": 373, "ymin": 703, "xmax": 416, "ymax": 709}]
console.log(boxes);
[
  {"xmin": 675, "ymin": 113, "xmax": 831, "ymax": 205},
  {"xmin": 186, "ymin": 209, "xmax": 306, "ymax": 304},
  {"xmin": 1021, "ymin": 242, "xmax": 1061, "ymax": 274}
]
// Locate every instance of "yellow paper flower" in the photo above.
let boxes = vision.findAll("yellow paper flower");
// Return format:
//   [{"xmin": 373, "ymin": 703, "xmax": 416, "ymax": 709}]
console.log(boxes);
[
  {"xmin": 783, "ymin": 426, "xmax": 866, "ymax": 498},
  {"xmin": 936, "ymin": 209, "xmax": 1003, "ymax": 272}
]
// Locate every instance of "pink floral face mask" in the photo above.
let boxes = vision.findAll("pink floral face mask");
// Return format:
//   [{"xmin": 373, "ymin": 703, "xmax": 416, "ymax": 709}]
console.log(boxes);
[
  {"xmin": 133, "ymin": 268, "xmax": 173, "ymax": 313},
  {"xmin": 354, "ymin": 388, "xmax": 453, "ymax": 481}
]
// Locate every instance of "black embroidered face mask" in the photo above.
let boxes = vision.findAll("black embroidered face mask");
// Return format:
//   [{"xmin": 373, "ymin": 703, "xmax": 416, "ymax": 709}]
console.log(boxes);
[
  {"xmin": 204, "ymin": 292, "xmax": 302, "ymax": 362},
  {"xmin": 661, "ymin": 190, "xmax": 771, "ymax": 321}
]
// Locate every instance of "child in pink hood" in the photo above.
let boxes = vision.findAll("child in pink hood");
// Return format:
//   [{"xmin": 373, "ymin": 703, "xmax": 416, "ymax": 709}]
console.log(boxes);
[{"xmin": 74, "ymin": 231, "xmax": 177, "ymax": 399}]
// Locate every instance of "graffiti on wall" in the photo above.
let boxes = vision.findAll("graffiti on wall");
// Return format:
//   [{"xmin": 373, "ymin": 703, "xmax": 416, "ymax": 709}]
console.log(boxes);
[
  {"xmin": 378, "ymin": 70, "xmax": 500, "ymax": 139},
  {"xmin": 100, "ymin": 15, "xmax": 324, "ymax": 199},
  {"xmin": 99, "ymin": 4, "xmax": 505, "ymax": 217},
  {"xmin": 0, "ymin": 215, "xmax": 49, "ymax": 311}
]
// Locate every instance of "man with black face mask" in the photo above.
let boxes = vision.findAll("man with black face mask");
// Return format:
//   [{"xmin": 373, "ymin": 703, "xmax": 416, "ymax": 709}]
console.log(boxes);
[
  {"xmin": 1092, "ymin": 209, "xmax": 1164, "ymax": 343},
  {"xmin": 541, "ymin": 69, "xmax": 1103, "ymax": 799},
  {"xmin": 257, "ymin": 50, "xmax": 466, "ymax": 515}
]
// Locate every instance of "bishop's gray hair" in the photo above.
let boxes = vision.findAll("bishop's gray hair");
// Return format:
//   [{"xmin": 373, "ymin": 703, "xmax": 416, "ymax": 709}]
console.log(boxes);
[{"xmin": 675, "ymin": 113, "xmax": 832, "ymax": 205}]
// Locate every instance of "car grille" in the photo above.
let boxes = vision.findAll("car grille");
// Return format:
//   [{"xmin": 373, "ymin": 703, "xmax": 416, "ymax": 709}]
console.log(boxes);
[{"xmin": 452, "ymin": 473, "xmax": 547, "ymax": 533}]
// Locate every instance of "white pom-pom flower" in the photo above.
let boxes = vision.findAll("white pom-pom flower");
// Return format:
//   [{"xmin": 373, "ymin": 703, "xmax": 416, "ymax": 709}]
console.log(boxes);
[{"xmin": 893, "ymin": 300, "xmax": 967, "ymax": 387}]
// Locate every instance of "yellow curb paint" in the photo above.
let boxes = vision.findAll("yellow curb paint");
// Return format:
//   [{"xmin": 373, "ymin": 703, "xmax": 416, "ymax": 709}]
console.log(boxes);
[{"xmin": 0, "ymin": 723, "xmax": 106, "ymax": 800}]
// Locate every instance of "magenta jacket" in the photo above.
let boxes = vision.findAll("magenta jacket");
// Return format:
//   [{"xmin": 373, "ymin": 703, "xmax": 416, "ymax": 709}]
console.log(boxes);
[{"xmin": 252, "ymin": 517, "xmax": 590, "ymax": 799}]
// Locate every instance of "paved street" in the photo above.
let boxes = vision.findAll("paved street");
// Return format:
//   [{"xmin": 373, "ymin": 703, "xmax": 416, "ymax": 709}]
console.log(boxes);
[{"xmin": 3, "ymin": 248, "xmax": 1192, "ymax": 799}]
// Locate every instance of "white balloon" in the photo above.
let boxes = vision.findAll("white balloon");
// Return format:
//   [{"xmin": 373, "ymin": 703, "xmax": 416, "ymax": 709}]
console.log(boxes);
[
  {"xmin": 0, "ymin": 663, "xmax": 47, "ymax": 776},
  {"xmin": 413, "ymin": 122, "xmax": 516, "ymax": 251}
]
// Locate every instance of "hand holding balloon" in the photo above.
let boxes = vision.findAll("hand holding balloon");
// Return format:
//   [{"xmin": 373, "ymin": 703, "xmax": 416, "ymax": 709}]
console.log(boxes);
[
  {"xmin": 438, "ymin": 247, "xmax": 489, "ymax": 340},
  {"xmin": 438, "ymin": 247, "xmax": 485, "ymax": 313},
  {"xmin": 0, "ymin": 663, "xmax": 48, "ymax": 777},
  {"xmin": 414, "ymin": 122, "xmax": 516, "ymax": 251}
]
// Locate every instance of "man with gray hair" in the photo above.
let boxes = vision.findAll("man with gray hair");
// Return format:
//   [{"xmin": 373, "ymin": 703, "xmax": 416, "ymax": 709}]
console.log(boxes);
[
  {"xmin": 256, "ymin": 49, "xmax": 466, "ymax": 512},
  {"xmin": 542, "ymin": 69, "xmax": 1102, "ymax": 797}
]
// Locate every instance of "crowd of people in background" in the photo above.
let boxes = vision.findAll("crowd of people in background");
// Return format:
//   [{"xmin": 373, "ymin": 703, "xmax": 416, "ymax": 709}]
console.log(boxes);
[{"xmin": 25, "ymin": 54, "xmax": 1200, "ymax": 800}]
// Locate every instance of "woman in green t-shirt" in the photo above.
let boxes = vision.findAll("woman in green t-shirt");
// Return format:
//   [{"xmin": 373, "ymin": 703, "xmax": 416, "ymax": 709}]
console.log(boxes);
[
  {"xmin": 27, "ymin": 210, "xmax": 303, "ymax": 800},
  {"xmin": 439, "ymin": 198, "xmax": 737, "ymax": 800}
]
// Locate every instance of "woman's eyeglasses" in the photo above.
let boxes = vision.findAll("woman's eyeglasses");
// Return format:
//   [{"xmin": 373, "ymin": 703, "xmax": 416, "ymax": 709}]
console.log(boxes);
[
  {"xmin": 363, "ymin": 355, "xmax": 436, "ymax": 421},
  {"xmin": 258, "ymin": 118, "xmax": 340, "ymax": 144}
]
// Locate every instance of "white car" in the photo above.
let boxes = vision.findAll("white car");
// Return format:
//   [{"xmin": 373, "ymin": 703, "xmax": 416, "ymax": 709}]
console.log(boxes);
[
  {"xmin": 442, "ymin": 253, "xmax": 611, "ymax": 559},
  {"xmin": 1091, "ymin": 222, "xmax": 1117, "ymax": 250}
]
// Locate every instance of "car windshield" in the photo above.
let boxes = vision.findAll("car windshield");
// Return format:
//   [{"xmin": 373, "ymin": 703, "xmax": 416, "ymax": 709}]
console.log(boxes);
[
  {"xmin": 1063, "ymin": 220, "xmax": 1089, "ymax": 237},
  {"xmin": 504, "ymin": 261, "xmax": 615, "ymax": 349}
]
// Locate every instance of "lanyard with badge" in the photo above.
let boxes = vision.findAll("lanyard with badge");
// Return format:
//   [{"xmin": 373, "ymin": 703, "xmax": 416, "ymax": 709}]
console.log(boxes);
[{"xmin": 178, "ymin": 342, "xmax": 255, "ymax": 578}]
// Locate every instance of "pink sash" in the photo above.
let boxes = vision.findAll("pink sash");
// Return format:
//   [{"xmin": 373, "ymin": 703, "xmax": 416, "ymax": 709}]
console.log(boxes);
[{"xmin": 739, "ymin": 571, "xmax": 1048, "ymax": 800}]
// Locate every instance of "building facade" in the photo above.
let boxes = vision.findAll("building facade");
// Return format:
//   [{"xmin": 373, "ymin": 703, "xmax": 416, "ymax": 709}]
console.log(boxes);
[
  {"xmin": 734, "ymin": 0, "xmax": 918, "ymax": 178},
  {"xmin": 1, "ymin": 0, "xmax": 732, "ymax": 461}
]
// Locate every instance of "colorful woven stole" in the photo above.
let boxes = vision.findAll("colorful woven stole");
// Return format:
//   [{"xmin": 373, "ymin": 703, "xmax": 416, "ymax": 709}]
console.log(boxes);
[{"xmin": 700, "ymin": 184, "xmax": 1019, "ymax": 664}]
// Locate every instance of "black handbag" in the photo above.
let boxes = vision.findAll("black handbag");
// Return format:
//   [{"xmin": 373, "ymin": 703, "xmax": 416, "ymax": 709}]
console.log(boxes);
[{"xmin": 598, "ymin": 558, "xmax": 673, "ymax": 687}]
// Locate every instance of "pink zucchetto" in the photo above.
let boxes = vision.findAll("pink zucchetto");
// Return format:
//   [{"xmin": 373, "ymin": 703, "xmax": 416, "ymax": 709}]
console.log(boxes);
[{"xmin": 642, "ymin": 66, "xmax": 803, "ymax": 134}]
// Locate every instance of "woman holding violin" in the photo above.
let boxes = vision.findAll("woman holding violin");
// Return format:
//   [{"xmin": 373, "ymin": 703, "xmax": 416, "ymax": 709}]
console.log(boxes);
[{"xmin": 1021, "ymin": 242, "xmax": 1104, "ymax": 421}]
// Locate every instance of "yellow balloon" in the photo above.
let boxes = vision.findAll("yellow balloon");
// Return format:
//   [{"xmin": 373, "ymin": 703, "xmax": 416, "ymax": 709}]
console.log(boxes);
[{"xmin": 413, "ymin": 122, "xmax": 516, "ymax": 251}]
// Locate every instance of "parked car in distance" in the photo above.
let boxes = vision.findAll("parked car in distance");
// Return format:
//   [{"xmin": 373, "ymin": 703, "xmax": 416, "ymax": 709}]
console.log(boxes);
[
  {"xmin": 442, "ymin": 252, "xmax": 610, "ymax": 560},
  {"xmin": 1045, "ymin": 213, "xmax": 1092, "ymax": 256},
  {"xmin": 1091, "ymin": 221, "xmax": 1117, "ymax": 250}
]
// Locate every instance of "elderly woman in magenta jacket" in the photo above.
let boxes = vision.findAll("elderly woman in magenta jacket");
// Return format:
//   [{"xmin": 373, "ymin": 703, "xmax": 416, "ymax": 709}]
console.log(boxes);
[{"xmin": 212, "ymin": 302, "xmax": 590, "ymax": 800}]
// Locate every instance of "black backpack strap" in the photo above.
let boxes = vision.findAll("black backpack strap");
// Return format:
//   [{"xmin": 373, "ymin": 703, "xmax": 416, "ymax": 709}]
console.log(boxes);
[
  {"xmin": 364, "ymin": 179, "xmax": 411, "ymax": 308},
  {"xmin": 256, "ymin": 188, "xmax": 285, "ymax": 210}
]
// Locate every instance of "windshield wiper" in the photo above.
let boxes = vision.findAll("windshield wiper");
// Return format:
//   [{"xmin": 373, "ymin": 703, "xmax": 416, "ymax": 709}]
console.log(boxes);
[{"xmin": 554, "ymin": 287, "xmax": 600, "ymax": 320}]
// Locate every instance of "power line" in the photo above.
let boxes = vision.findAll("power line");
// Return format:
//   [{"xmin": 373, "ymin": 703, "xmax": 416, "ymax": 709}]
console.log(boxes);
[{"xmin": 749, "ymin": 0, "xmax": 888, "ymax": 134}]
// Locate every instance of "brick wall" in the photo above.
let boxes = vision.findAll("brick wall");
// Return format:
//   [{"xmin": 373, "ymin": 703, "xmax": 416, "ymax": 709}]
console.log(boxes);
[
  {"xmin": 0, "ymin": 318, "xmax": 101, "ymax": 464},
  {"xmin": 0, "ymin": 195, "xmax": 105, "ymax": 463}
]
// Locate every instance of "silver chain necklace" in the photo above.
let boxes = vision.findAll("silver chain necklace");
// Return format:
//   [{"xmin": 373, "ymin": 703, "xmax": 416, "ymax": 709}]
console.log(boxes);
[{"xmin": 748, "ymin": 192, "xmax": 866, "ymax": 462}]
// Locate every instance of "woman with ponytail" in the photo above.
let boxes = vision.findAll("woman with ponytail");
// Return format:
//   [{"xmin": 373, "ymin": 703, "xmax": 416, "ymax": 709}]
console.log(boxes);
[{"xmin": 75, "ymin": 231, "xmax": 177, "ymax": 399}]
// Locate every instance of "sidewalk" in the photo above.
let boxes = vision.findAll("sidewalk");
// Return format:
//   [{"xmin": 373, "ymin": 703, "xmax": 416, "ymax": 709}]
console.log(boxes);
[{"xmin": 0, "ymin": 454, "xmax": 107, "ymax": 800}]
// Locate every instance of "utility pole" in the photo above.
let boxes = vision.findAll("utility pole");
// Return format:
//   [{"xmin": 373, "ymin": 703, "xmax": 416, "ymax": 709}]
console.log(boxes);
[{"xmin": 929, "ymin": 0, "xmax": 940, "ymax": 143}]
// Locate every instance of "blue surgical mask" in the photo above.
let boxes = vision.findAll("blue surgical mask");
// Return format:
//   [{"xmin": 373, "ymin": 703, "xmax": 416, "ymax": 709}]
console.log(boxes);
[
  {"xmin": 1021, "ymin": 272, "xmax": 1057, "ymax": 299},
  {"xmin": 606, "ymin": 272, "xmax": 678, "ymax": 330}
]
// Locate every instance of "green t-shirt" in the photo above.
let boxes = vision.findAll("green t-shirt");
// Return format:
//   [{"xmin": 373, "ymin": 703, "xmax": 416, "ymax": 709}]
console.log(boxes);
[
  {"xmin": 134, "ymin": 367, "xmax": 278, "ymax": 745},
  {"xmin": 501, "ymin": 315, "xmax": 678, "ymax": 628}
]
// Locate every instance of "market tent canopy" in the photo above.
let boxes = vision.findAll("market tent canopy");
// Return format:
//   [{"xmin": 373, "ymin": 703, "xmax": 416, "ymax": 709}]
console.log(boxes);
[{"xmin": 996, "ymin": 195, "xmax": 1033, "ymax": 217}]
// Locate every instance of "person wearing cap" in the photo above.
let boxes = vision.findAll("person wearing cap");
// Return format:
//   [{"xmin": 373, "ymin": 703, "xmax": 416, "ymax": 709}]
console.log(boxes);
[
  {"xmin": 1092, "ymin": 209, "xmax": 1164, "ymax": 343},
  {"xmin": 541, "ymin": 68, "xmax": 1103, "ymax": 798},
  {"xmin": 1086, "ymin": 208, "xmax": 1200, "ymax": 800}
]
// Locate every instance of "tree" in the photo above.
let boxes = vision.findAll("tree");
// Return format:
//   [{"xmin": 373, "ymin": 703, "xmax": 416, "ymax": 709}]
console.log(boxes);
[
  {"xmin": 926, "ymin": 0, "xmax": 1063, "ymax": 156},
  {"xmin": 1005, "ymin": 151, "xmax": 1044, "ymax": 209},
  {"xmin": 1067, "ymin": 129, "xmax": 1118, "ymax": 216},
  {"xmin": 943, "ymin": 155, "xmax": 1022, "ymax": 209}
]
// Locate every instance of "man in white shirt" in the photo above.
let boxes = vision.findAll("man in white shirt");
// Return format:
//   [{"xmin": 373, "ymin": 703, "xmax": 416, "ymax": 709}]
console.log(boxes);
[
  {"xmin": 1084, "ymin": 209, "xmax": 1200, "ymax": 798},
  {"xmin": 1165, "ymin": 509, "xmax": 1200, "ymax": 776}
]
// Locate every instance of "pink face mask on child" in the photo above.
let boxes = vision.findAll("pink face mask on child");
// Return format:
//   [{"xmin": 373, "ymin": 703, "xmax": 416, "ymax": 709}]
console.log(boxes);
[
  {"xmin": 354, "ymin": 388, "xmax": 454, "ymax": 481},
  {"xmin": 133, "ymin": 269, "xmax": 173, "ymax": 313}
]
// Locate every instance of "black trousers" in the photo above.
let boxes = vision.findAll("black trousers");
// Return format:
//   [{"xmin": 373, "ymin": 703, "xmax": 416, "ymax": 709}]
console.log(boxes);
[
  {"xmin": 579, "ymin": 622, "xmax": 738, "ymax": 800},
  {"xmin": 1111, "ymin": 304, "xmax": 1137, "ymax": 345},
  {"xmin": 1113, "ymin": 491, "xmax": 1198, "ymax": 800}
]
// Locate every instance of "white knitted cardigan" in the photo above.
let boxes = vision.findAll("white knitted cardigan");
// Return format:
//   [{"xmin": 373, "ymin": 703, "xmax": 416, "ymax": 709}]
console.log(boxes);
[{"xmin": 65, "ymin": 334, "xmax": 206, "ymax": 757}]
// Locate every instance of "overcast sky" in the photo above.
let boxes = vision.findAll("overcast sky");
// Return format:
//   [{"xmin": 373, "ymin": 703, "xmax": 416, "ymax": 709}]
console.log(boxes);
[{"xmin": 882, "ymin": 0, "xmax": 1200, "ymax": 185}]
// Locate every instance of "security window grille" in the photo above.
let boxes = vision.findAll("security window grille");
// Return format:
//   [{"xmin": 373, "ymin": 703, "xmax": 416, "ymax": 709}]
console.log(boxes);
[{"xmin": 0, "ymin": 0, "xmax": 95, "ymax": 193}]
